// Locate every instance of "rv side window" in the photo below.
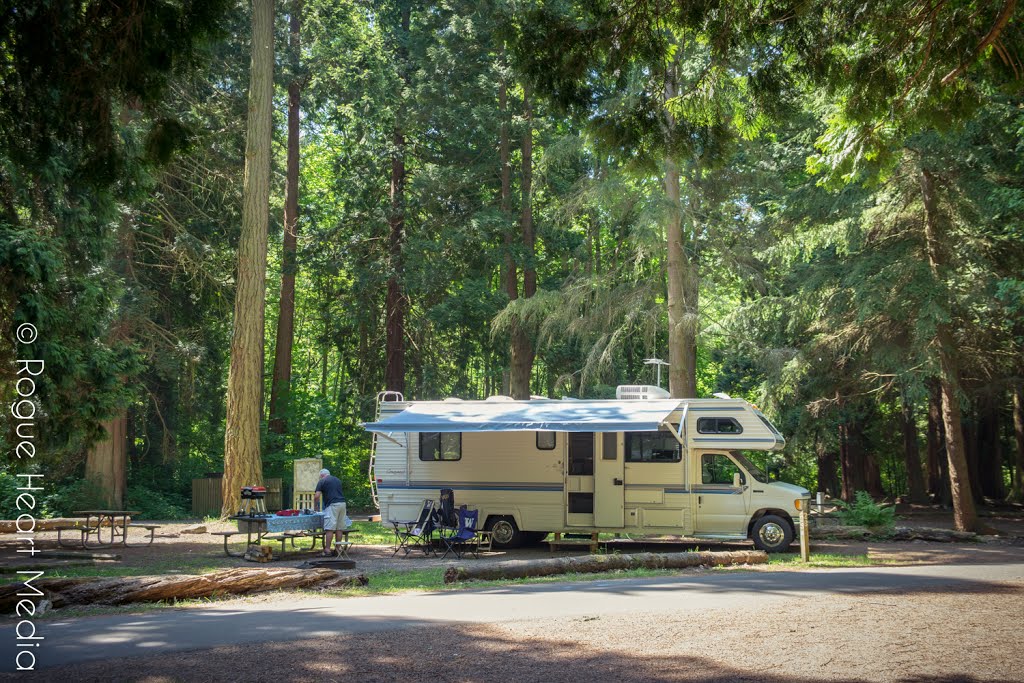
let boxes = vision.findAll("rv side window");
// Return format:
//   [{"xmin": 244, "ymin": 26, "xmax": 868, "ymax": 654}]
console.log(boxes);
[
  {"xmin": 536, "ymin": 432, "xmax": 556, "ymax": 450},
  {"xmin": 419, "ymin": 432, "xmax": 462, "ymax": 461},
  {"xmin": 701, "ymin": 453, "xmax": 745, "ymax": 485},
  {"xmin": 696, "ymin": 417, "xmax": 743, "ymax": 434},
  {"xmin": 624, "ymin": 432, "xmax": 682, "ymax": 463}
]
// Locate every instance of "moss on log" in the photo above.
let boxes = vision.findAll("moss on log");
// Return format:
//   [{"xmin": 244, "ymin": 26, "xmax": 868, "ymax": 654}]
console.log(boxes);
[
  {"xmin": 0, "ymin": 567, "xmax": 368, "ymax": 610},
  {"xmin": 443, "ymin": 549, "xmax": 767, "ymax": 584}
]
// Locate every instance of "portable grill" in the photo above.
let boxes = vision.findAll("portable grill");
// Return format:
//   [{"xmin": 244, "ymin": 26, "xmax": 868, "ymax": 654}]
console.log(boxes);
[{"xmin": 239, "ymin": 485, "xmax": 269, "ymax": 517}]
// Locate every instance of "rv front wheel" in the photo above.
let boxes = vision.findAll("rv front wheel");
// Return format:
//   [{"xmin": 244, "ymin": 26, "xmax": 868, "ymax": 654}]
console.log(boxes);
[
  {"xmin": 487, "ymin": 517, "xmax": 523, "ymax": 548},
  {"xmin": 751, "ymin": 515, "xmax": 793, "ymax": 553}
]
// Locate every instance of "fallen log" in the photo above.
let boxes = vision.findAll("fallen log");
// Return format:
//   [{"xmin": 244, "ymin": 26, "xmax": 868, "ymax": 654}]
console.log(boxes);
[
  {"xmin": 811, "ymin": 524, "xmax": 979, "ymax": 542},
  {"xmin": 0, "ymin": 567, "xmax": 368, "ymax": 610},
  {"xmin": 443, "ymin": 549, "xmax": 767, "ymax": 584},
  {"xmin": 0, "ymin": 517, "xmax": 130, "ymax": 533},
  {"xmin": 889, "ymin": 526, "xmax": 978, "ymax": 542},
  {"xmin": 811, "ymin": 525, "xmax": 873, "ymax": 540}
]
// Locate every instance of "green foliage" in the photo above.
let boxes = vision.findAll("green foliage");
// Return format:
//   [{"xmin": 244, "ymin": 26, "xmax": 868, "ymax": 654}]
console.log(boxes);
[
  {"xmin": 834, "ymin": 491, "xmax": 896, "ymax": 530},
  {"xmin": 38, "ymin": 477, "xmax": 109, "ymax": 518},
  {"xmin": 124, "ymin": 485, "xmax": 192, "ymax": 521},
  {"xmin": 0, "ymin": 471, "xmax": 32, "ymax": 519}
]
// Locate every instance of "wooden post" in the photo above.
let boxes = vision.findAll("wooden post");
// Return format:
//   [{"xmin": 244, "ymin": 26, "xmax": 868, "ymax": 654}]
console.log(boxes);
[{"xmin": 799, "ymin": 497, "xmax": 811, "ymax": 562}]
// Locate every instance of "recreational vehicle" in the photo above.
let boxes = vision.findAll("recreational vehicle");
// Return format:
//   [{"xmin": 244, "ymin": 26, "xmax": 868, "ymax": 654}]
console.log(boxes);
[{"xmin": 365, "ymin": 386, "xmax": 809, "ymax": 552}]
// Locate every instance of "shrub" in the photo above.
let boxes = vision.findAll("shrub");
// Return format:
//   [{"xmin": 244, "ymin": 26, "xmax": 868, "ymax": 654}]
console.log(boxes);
[
  {"xmin": 125, "ymin": 484, "xmax": 191, "ymax": 520},
  {"xmin": 41, "ymin": 477, "xmax": 109, "ymax": 517},
  {"xmin": 835, "ymin": 490, "xmax": 895, "ymax": 530}
]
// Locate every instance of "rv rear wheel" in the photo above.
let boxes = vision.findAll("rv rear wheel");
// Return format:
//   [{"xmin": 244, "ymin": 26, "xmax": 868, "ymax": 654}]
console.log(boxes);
[
  {"xmin": 487, "ymin": 517, "xmax": 523, "ymax": 548},
  {"xmin": 751, "ymin": 514, "xmax": 793, "ymax": 553}
]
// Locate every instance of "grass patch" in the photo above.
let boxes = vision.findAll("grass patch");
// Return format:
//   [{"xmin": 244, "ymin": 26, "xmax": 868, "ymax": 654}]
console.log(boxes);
[
  {"xmin": 347, "ymin": 521, "xmax": 395, "ymax": 545},
  {"xmin": 767, "ymin": 553, "xmax": 878, "ymax": 568}
]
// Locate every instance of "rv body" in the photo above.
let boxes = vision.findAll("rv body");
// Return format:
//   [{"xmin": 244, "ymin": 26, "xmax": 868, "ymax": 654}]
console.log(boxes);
[{"xmin": 366, "ymin": 388, "xmax": 808, "ymax": 552}]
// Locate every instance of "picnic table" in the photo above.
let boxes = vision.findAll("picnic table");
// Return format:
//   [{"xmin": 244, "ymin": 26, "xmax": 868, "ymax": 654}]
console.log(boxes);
[
  {"xmin": 219, "ymin": 513, "xmax": 326, "ymax": 557},
  {"xmin": 57, "ymin": 510, "xmax": 159, "ymax": 549}
]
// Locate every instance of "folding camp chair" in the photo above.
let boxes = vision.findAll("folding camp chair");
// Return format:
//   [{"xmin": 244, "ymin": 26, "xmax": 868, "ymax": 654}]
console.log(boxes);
[
  {"xmin": 390, "ymin": 499, "xmax": 437, "ymax": 556},
  {"xmin": 439, "ymin": 506, "xmax": 482, "ymax": 560},
  {"xmin": 439, "ymin": 488, "xmax": 457, "ymax": 529}
]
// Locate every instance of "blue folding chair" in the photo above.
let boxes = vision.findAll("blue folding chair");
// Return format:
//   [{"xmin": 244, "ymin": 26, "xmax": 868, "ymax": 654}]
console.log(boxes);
[{"xmin": 439, "ymin": 506, "xmax": 482, "ymax": 559}]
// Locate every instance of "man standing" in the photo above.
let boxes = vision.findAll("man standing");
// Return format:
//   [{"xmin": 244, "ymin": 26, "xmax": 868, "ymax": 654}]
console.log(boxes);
[{"xmin": 314, "ymin": 468, "xmax": 346, "ymax": 557}]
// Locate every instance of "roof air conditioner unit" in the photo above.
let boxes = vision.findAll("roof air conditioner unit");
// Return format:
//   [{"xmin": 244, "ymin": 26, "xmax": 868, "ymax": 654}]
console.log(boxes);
[{"xmin": 616, "ymin": 384, "xmax": 672, "ymax": 400}]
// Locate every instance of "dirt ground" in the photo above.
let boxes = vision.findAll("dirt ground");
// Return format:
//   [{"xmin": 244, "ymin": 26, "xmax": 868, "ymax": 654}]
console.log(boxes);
[{"xmin": 3, "ymin": 508, "xmax": 1024, "ymax": 682}]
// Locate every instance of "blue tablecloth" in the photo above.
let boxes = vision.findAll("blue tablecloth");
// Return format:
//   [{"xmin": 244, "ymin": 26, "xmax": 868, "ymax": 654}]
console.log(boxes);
[{"xmin": 236, "ymin": 513, "xmax": 324, "ymax": 533}]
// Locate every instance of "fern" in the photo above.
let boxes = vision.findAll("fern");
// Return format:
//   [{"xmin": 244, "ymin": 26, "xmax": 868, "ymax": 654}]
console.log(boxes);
[{"xmin": 835, "ymin": 490, "xmax": 895, "ymax": 530}]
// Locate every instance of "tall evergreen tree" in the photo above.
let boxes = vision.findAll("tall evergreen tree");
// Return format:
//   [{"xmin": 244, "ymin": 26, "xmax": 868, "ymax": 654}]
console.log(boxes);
[
  {"xmin": 222, "ymin": 0, "xmax": 275, "ymax": 516},
  {"xmin": 269, "ymin": 0, "xmax": 304, "ymax": 435}
]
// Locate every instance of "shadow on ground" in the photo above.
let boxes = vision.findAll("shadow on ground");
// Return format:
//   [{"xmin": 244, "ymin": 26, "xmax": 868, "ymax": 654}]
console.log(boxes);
[{"xmin": 5, "ymin": 618, "xmax": 1019, "ymax": 683}]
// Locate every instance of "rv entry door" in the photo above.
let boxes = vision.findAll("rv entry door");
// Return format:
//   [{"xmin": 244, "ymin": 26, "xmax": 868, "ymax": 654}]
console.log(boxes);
[{"xmin": 594, "ymin": 432, "xmax": 625, "ymax": 526}]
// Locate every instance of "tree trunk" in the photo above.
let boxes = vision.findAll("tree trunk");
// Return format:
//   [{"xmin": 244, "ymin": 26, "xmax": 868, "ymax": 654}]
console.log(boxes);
[
  {"xmin": 663, "ymin": 63, "xmax": 697, "ymax": 398},
  {"xmin": 0, "ymin": 568, "xmax": 368, "ymax": 610},
  {"xmin": 977, "ymin": 391, "xmax": 1006, "ymax": 500},
  {"xmin": 84, "ymin": 414, "xmax": 127, "ymax": 509},
  {"xmin": 839, "ymin": 420, "xmax": 865, "ymax": 501},
  {"xmin": 920, "ymin": 167, "xmax": 979, "ymax": 531},
  {"xmin": 509, "ymin": 84, "xmax": 535, "ymax": 400},
  {"xmin": 499, "ymin": 64, "xmax": 517, "ymax": 399},
  {"xmin": 269, "ymin": 2, "xmax": 302, "ymax": 435},
  {"xmin": 900, "ymin": 391, "xmax": 928, "ymax": 503},
  {"xmin": 222, "ymin": 0, "xmax": 274, "ymax": 517},
  {"xmin": 815, "ymin": 437, "xmax": 840, "ymax": 498},
  {"xmin": 839, "ymin": 417, "xmax": 882, "ymax": 500},
  {"xmin": 385, "ymin": 4, "xmax": 411, "ymax": 395},
  {"xmin": 444, "ymin": 550, "xmax": 766, "ymax": 584},
  {"xmin": 962, "ymin": 408, "xmax": 984, "ymax": 501},
  {"xmin": 926, "ymin": 379, "xmax": 951, "ymax": 504},
  {"xmin": 1011, "ymin": 384, "xmax": 1024, "ymax": 502}
]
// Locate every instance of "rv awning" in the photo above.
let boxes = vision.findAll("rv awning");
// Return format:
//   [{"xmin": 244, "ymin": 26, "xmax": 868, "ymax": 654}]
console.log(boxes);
[{"xmin": 363, "ymin": 400, "xmax": 681, "ymax": 433}]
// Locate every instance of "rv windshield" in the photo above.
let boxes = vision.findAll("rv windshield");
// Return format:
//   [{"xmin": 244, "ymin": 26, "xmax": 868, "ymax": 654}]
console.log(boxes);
[{"xmin": 729, "ymin": 451, "xmax": 766, "ymax": 482}]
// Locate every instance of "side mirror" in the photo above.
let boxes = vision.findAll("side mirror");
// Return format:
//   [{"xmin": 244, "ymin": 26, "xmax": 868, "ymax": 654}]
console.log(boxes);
[{"xmin": 733, "ymin": 472, "xmax": 742, "ymax": 488}]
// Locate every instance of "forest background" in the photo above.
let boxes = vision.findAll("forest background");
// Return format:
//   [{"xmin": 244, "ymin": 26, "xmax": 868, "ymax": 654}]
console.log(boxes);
[{"xmin": 1, "ymin": 0, "xmax": 1022, "ymax": 529}]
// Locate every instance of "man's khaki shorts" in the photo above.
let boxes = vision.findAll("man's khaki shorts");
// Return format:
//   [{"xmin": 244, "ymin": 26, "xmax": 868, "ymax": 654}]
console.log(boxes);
[{"xmin": 323, "ymin": 501, "xmax": 347, "ymax": 531}]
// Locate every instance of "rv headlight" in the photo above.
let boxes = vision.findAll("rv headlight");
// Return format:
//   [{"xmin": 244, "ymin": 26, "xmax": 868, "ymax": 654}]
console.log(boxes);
[{"xmin": 794, "ymin": 498, "xmax": 803, "ymax": 511}]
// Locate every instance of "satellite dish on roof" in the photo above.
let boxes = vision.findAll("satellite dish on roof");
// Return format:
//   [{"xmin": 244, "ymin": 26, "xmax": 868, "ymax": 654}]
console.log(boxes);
[{"xmin": 713, "ymin": 392, "xmax": 732, "ymax": 399}]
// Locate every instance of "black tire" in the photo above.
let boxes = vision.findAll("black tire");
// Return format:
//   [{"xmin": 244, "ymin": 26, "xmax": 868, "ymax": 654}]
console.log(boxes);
[
  {"xmin": 486, "ymin": 516, "xmax": 523, "ymax": 548},
  {"xmin": 751, "ymin": 514, "xmax": 794, "ymax": 553}
]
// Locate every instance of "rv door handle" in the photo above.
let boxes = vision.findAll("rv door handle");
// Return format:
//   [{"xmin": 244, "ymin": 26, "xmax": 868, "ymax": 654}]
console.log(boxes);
[{"xmin": 613, "ymin": 478, "xmax": 623, "ymax": 486}]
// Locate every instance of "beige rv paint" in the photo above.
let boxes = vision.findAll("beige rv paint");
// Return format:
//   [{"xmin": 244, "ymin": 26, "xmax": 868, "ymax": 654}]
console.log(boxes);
[{"xmin": 369, "ymin": 397, "xmax": 805, "ymax": 548}]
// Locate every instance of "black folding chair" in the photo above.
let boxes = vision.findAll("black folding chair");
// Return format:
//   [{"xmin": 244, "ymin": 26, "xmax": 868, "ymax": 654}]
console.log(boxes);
[
  {"xmin": 439, "ymin": 506, "xmax": 482, "ymax": 560},
  {"xmin": 391, "ymin": 499, "xmax": 437, "ymax": 556},
  {"xmin": 439, "ymin": 488, "xmax": 457, "ymax": 528}
]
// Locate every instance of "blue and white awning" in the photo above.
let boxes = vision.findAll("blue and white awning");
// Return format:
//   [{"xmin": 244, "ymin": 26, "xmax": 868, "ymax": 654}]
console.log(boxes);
[{"xmin": 363, "ymin": 399, "xmax": 681, "ymax": 433}]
